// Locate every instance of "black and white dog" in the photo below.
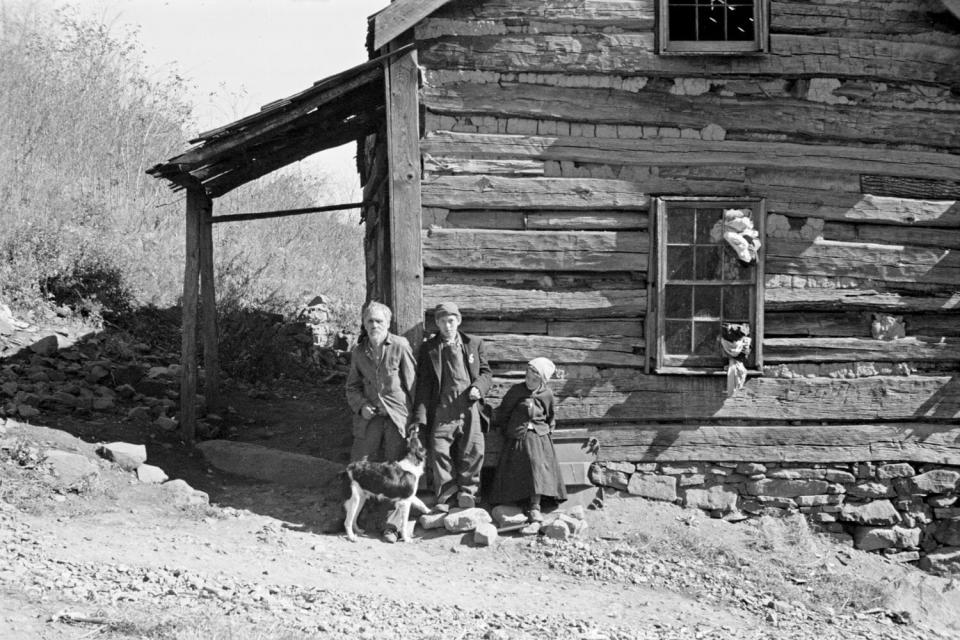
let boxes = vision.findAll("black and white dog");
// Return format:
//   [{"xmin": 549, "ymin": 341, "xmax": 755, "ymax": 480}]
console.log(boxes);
[{"xmin": 342, "ymin": 425, "xmax": 430, "ymax": 542}]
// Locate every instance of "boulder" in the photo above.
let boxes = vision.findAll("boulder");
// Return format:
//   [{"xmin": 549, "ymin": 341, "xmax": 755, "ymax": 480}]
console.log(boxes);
[
  {"xmin": 136, "ymin": 464, "xmax": 168, "ymax": 484},
  {"xmin": 877, "ymin": 463, "xmax": 914, "ymax": 480},
  {"xmin": 443, "ymin": 508, "xmax": 492, "ymax": 533},
  {"xmin": 684, "ymin": 485, "xmax": 739, "ymax": 513},
  {"xmin": 162, "ymin": 479, "xmax": 209, "ymax": 506},
  {"xmin": 932, "ymin": 518, "xmax": 960, "ymax": 547},
  {"xmin": 847, "ymin": 482, "xmax": 895, "ymax": 499},
  {"xmin": 473, "ymin": 522, "xmax": 499, "ymax": 546},
  {"xmin": 29, "ymin": 335, "xmax": 59, "ymax": 356},
  {"xmin": 746, "ymin": 479, "xmax": 843, "ymax": 497},
  {"xmin": 97, "ymin": 442, "xmax": 147, "ymax": 471},
  {"xmin": 909, "ymin": 470, "xmax": 960, "ymax": 494},
  {"xmin": 921, "ymin": 547, "xmax": 960, "ymax": 575},
  {"xmin": 626, "ymin": 474, "xmax": 677, "ymax": 502},
  {"xmin": 197, "ymin": 440, "xmax": 344, "ymax": 488},
  {"xmin": 839, "ymin": 500, "xmax": 901, "ymax": 526},
  {"xmin": 44, "ymin": 450, "xmax": 99, "ymax": 487}
]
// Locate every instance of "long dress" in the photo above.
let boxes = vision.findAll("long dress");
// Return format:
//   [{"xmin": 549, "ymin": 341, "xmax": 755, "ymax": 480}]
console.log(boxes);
[{"xmin": 486, "ymin": 382, "xmax": 567, "ymax": 506}]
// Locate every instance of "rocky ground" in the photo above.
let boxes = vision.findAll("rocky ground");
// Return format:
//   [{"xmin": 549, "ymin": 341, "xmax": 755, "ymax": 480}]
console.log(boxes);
[{"xmin": 2, "ymin": 317, "xmax": 960, "ymax": 639}]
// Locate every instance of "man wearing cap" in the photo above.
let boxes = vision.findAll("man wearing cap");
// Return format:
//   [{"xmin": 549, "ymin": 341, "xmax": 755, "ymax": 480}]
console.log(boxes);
[{"xmin": 412, "ymin": 301, "xmax": 492, "ymax": 510}]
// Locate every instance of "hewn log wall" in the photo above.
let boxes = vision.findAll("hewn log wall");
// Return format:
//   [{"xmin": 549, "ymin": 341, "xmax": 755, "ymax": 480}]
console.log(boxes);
[{"xmin": 412, "ymin": 0, "xmax": 960, "ymax": 461}]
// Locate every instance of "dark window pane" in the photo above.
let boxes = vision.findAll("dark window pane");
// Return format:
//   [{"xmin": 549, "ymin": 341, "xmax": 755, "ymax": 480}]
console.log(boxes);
[
  {"xmin": 698, "ymin": 4, "xmax": 725, "ymax": 40},
  {"xmin": 693, "ymin": 286, "xmax": 721, "ymax": 318},
  {"xmin": 667, "ymin": 246, "xmax": 694, "ymax": 280},
  {"xmin": 722, "ymin": 286, "xmax": 751, "ymax": 320},
  {"xmin": 665, "ymin": 320, "xmax": 692, "ymax": 354},
  {"xmin": 727, "ymin": 3, "xmax": 755, "ymax": 41},
  {"xmin": 667, "ymin": 208, "xmax": 695, "ymax": 243},
  {"xmin": 695, "ymin": 246, "xmax": 722, "ymax": 280},
  {"xmin": 664, "ymin": 284, "xmax": 692, "ymax": 318},
  {"xmin": 720, "ymin": 249, "xmax": 749, "ymax": 280},
  {"xmin": 668, "ymin": 5, "xmax": 697, "ymax": 41},
  {"xmin": 693, "ymin": 321, "xmax": 720, "ymax": 355},
  {"xmin": 695, "ymin": 208, "xmax": 721, "ymax": 244}
]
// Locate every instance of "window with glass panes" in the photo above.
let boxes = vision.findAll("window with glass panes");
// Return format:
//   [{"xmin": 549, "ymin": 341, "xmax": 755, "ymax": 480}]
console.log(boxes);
[
  {"xmin": 652, "ymin": 198, "xmax": 764, "ymax": 371},
  {"xmin": 659, "ymin": 0, "xmax": 767, "ymax": 54}
]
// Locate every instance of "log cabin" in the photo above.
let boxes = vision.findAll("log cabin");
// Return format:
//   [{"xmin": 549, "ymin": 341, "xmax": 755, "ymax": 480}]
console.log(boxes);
[{"xmin": 151, "ymin": 0, "xmax": 960, "ymax": 566}]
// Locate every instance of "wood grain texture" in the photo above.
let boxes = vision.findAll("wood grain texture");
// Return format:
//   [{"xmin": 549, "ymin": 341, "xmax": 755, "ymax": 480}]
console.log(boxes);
[
  {"xmin": 373, "ymin": 0, "xmax": 453, "ymax": 51},
  {"xmin": 765, "ymin": 288, "xmax": 960, "ymax": 312},
  {"xmin": 198, "ymin": 196, "xmax": 220, "ymax": 411},
  {"xmin": 764, "ymin": 337, "xmax": 960, "ymax": 363},
  {"xmin": 421, "ymin": 175, "xmax": 651, "ymax": 209},
  {"xmin": 422, "ymin": 228, "xmax": 647, "ymax": 271},
  {"xmin": 422, "ymin": 82, "xmax": 960, "ymax": 151},
  {"xmin": 385, "ymin": 47, "xmax": 425, "ymax": 346},
  {"xmin": 766, "ymin": 239, "xmax": 959, "ymax": 287},
  {"xmin": 421, "ymin": 132, "xmax": 960, "ymax": 182},
  {"xmin": 180, "ymin": 189, "xmax": 204, "ymax": 442},
  {"xmin": 482, "ymin": 333, "xmax": 644, "ymax": 367},
  {"xmin": 584, "ymin": 422, "xmax": 960, "ymax": 464},
  {"xmin": 418, "ymin": 33, "xmax": 960, "ymax": 85},
  {"xmin": 423, "ymin": 283, "xmax": 646, "ymax": 318},
  {"xmin": 485, "ymin": 373, "xmax": 960, "ymax": 423}
]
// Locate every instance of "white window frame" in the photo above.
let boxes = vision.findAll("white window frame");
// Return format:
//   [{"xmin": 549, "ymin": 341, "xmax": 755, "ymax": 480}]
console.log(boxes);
[
  {"xmin": 658, "ymin": 0, "xmax": 769, "ymax": 55},
  {"xmin": 648, "ymin": 196, "xmax": 765, "ymax": 374}
]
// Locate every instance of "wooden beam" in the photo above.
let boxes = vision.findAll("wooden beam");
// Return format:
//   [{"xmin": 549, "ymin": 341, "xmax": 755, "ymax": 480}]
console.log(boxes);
[
  {"xmin": 209, "ymin": 202, "xmax": 365, "ymax": 224},
  {"xmin": 199, "ymin": 195, "xmax": 219, "ymax": 412},
  {"xmin": 385, "ymin": 45, "xmax": 424, "ymax": 346},
  {"xmin": 423, "ymin": 283, "xmax": 646, "ymax": 319},
  {"xmin": 765, "ymin": 288, "xmax": 960, "ymax": 312},
  {"xmin": 421, "ymin": 132, "xmax": 960, "ymax": 182},
  {"xmin": 585, "ymin": 422, "xmax": 960, "ymax": 465},
  {"xmin": 486, "ymin": 373, "xmax": 960, "ymax": 423},
  {"xmin": 422, "ymin": 175, "xmax": 651, "ymax": 209},
  {"xmin": 422, "ymin": 228, "xmax": 647, "ymax": 271},
  {"xmin": 372, "ymin": 0, "xmax": 453, "ymax": 51},
  {"xmin": 482, "ymin": 333, "xmax": 644, "ymax": 367},
  {"xmin": 181, "ymin": 188, "xmax": 204, "ymax": 442},
  {"xmin": 764, "ymin": 337, "xmax": 960, "ymax": 363}
]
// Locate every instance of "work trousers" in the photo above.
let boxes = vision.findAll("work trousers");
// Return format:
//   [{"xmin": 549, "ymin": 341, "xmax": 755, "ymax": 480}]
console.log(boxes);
[
  {"xmin": 430, "ymin": 401, "xmax": 484, "ymax": 503},
  {"xmin": 351, "ymin": 415, "xmax": 405, "ymax": 462}
]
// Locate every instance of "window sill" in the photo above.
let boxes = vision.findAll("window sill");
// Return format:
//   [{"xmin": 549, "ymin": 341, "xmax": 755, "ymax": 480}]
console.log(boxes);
[{"xmin": 654, "ymin": 367, "xmax": 763, "ymax": 376}]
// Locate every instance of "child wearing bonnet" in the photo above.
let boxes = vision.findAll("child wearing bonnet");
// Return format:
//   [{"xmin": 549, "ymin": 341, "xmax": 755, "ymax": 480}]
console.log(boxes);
[{"xmin": 487, "ymin": 357, "xmax": 567, "ymax": 522}]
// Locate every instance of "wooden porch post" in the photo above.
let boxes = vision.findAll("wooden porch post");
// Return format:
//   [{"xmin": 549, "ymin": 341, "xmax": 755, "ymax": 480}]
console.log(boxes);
[
  {"xmin": 181, "ymin": 187, "xmax": 207, "ymax": 442},
  {"xmin": 199, "ymin": 198, "xmax": 220, "ymax": 411},
  {"xmin": 384, "ymin": 44, "xmax": 423, "ymax": 346}
]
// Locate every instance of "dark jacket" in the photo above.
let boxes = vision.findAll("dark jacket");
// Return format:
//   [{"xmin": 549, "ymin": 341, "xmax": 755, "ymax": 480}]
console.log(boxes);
[
  {"xmin": 412, "ymin": 331, "xmax": 492, "ymax": 429},
  {"xmin": 494, "ymin": 383, "xmax": 555, "ymax": 440}
]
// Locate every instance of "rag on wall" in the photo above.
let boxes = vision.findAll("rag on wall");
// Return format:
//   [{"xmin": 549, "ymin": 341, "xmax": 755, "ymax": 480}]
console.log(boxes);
[
  {"xmin": 710, "ymin": 208, "xmax": 760, "ymax": 263},
  {"xmin": 720, "ymin": 336, "xmax": 752, "ymax": 396}
]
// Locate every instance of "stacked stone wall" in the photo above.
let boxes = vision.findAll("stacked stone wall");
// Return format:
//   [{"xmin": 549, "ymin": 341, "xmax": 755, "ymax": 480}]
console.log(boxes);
[{"xmin": 589, "ymin": 460, "xmax": 960, "ymax": 574}]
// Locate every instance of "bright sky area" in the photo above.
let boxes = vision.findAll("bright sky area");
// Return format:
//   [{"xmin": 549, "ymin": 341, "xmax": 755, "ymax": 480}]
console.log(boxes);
[{"xmin": 63, "ymin": 0, "xmax": 390, "ymax": 196}]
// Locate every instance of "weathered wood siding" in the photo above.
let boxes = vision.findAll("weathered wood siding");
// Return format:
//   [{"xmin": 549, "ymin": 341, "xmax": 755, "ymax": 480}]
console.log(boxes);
[{"xmin": 412, "ymin": 0, "xmax": 960, "ymax": 462}]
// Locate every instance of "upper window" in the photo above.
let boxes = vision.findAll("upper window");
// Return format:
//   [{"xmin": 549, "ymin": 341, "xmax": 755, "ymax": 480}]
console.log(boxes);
[
  {"xmin": 650, "ymin": 198, "xmax": 765, "ymax": 373},
  {"xmin": 658, "ymin": 0, "xmax": 768, "ymax": 54}
]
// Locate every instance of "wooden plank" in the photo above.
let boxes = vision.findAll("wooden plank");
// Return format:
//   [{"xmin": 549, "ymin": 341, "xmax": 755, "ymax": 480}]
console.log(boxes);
[
  {"xmin": 422, "ymin": 228, "xmax": 647, "ymax": 272},
  {"xmin": 386, "ymin": 47, "xmax": 424, "ymax": 346},
  {"xmin": 526, "ymin": 211, "xmax": 648, "ymax": 230},
  {"xmin": 424, "ymin": 209, "xmax": 648, "ymax": 230},
  {"xmin": 459, "ymin": 319, "xmax": 548, "ymax": 334},
  {"xmin": 421, "ymin": 176, "xmax": 651, "ymax": 209},
  {"xmin": 548, "ymin": 320, "xmax": 642, "ymax": 338},
  {"xmin": 586, "ymin": 423, "xmax": 960, "ymax": 465},
  {"xmin": 210, "ymin": 202, "xmax": 364, "ymax": 225},
  {"xmin": 485, "ymin": 373, "xmax": 960, "ymax": 423},
  {"xmin": 181, "ymin": 189, "xmax": 203, "ymax": 443},
  {"xmin": 765, "ymin": 288, "xmax": 960, "ymax": 312},
  {"xmin": 423, "ymin": 283, "xmax": 646, "ymax": 319},
  {"xmin": 421, "ymin": 132, "xmax": 960, "ymax": 182},
  {"xmin": 423, "ymin": 155, "xmax": 545, "ymax": 175},
  {"xmin": 419, "ymin": 0, "xmax": 654, "ymax": 32},
  {"xmin": 198, "ymin": 194, "xmax": 220, "ymax": 412},
  {"xmin": 418, "ymin": 33, "xmax": 960, "ymax": 85},
  {"xmin": 768, "ymin": 194, "xmax": 960, "ymax": 228},
  {"xmin": 421, "ymin": 82, "xmax": 960, "ymax": 151},
  {"xmin": 482, "ymin": 334, "xmax": 644, "ymax": 367},
  {"xmin": 373, "ymin": 0, "xmax": 453, "ymax": 51},
  {"xmin": 766, "ymin": 239, "xmax": 960, "ymax": 287},
  {"xmin": 764, "ymin": 337, "xmax": 960, "ymax": 363},
  {"xmin": 823, "ymin": 222, "xmax": 960, "ymax": 251}
]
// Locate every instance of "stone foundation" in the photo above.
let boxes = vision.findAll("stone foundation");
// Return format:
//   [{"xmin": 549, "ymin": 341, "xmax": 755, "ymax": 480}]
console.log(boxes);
[{"xmin": 589, "ymin": 460, "xmax": 960, "ymax": 574}]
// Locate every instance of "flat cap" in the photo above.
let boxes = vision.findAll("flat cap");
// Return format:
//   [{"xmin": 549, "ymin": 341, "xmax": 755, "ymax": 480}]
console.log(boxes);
[{"xmin": 434, "ymin": 301, "xmax": 461, "ymax": 318}]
